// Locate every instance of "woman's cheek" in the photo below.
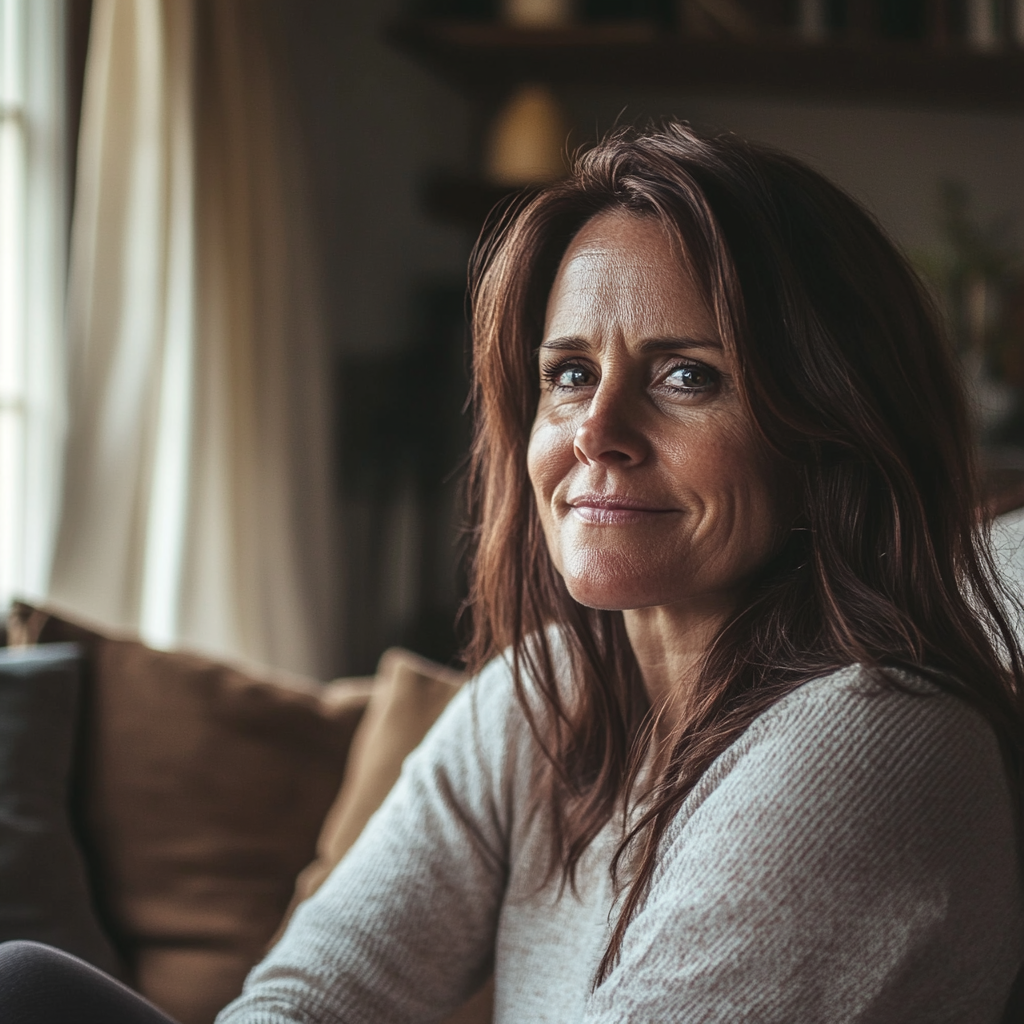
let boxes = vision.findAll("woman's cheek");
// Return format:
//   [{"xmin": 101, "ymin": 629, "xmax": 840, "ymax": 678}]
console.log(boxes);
[{"xmin": 527, "ymin": 414, "xmax": 578, "ymax": 501}]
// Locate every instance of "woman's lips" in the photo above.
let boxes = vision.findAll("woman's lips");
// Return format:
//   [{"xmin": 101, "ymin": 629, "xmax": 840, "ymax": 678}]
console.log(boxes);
[{"xmin": 568, "ymin": 495, "xmax": 677, "ymax": 525}]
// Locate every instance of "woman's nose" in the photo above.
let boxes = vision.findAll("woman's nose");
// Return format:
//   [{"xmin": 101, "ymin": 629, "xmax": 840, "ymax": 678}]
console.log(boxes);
[{"xmin": 573, "ymin": 386, "xmax": 649, "ymax": 467}]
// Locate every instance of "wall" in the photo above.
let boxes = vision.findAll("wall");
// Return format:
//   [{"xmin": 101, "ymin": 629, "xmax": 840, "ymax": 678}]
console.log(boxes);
[
  {"xmin": 565, "ymin": 89, "xmax": 1024, "ymax": 256},
  {"xmin": 274, "ymin": 0, "xmax": 476, "ymax": 673},
  {"xmin": 276, "ymin": 0, "xmax": 473, "ymax": 359},
  {"xmin": 274, "ymin": 0, "xmax": 1024, "ymax": 671}
]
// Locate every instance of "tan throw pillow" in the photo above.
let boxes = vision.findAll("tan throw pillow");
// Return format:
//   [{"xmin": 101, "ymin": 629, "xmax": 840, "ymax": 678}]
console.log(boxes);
[
  {"xmin": 8, "ymin": 602, "xmax": 373, "ymax": 1024},
  {"xmin": 278, "ymin": 646, "xmax": 466, "ymax": 921},
  {"xmin": 275, "ymin": 646, "xmax": 494, "ymax": 1024}
]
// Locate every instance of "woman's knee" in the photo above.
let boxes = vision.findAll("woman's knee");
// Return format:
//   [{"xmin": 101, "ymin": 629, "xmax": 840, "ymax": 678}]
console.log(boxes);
[
  {"xmin": 0, "ymin": 939, "xmax": 71, "ymax": 975},
  {"xmin": 0, "ymin": 941, "xmax": 177, "ymax": 1024}
]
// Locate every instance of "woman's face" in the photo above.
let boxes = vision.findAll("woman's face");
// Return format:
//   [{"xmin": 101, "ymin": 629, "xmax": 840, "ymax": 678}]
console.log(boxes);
[{"xmin": 527, "ymin": 210, "xmax": 785, "ymax": 617}]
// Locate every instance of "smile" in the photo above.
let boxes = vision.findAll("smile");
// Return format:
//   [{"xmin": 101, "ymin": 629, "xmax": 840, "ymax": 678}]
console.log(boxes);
[{"xmin": 568, "ymin": 495, "xmax": 677, "ymax": 525}]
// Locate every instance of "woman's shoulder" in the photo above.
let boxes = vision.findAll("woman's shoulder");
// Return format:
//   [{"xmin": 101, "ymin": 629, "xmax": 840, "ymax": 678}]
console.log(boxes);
[
  {"xmin": 600, "ymin": 663, "xmax": 1024, "ymax": 1023},
  {"xmin": 445, "ymin": 628, "xmax": 574, "ymax": 744},
  {"xmin": 673, "ymin": 663, "xmax": 1013, "ymax": 847},
  {"xmin": 740, "ymin": 661, "xmax": 1000, "ymax": 756},
  {"xmin": 755, "ymin": 661, "xmax": 998, "ymax": 756},
  {"xmin": 409, "ymin": 648, "xmax": 541, "ymax": 799}
]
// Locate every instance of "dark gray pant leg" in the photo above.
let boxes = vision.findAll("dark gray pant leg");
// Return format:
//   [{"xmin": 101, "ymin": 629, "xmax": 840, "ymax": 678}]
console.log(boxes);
[{"xmin": 0, "ymin": 941, "xmax": 178, "ymax": 1024}]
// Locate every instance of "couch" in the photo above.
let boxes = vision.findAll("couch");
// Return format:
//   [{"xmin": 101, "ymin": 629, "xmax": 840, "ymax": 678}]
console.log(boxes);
[{"xmin": 0, "ymin": 601, "xmax": 491, "ymax": 1024}]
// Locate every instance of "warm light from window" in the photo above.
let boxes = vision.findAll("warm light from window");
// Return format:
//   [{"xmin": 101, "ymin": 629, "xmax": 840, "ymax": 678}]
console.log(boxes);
[{"xmin": 0, "ymin": 0, "xmax": 65, "ymax": 612}]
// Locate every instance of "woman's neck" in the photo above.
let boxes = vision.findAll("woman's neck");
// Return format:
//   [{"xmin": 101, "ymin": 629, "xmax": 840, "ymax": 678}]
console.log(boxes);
[{"xmin": 623, "ymin": 598, "xmax": 734, "ymax": 737}]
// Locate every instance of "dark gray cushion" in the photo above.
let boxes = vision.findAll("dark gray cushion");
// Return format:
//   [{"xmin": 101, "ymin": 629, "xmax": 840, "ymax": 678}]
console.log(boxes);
[{"xmin": 0, "ymin": 643, "xmax": 122, "ymax": 976}]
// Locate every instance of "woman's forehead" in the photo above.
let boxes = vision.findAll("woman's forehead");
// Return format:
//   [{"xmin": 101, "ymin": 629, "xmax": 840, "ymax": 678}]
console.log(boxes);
[
  {"xmin": 561, "ymin": 209, "xmax": 677, "ymax": 264},
  {"xmin": 544, "ymin": 211, "xmax": 715, "ymax": 342}
]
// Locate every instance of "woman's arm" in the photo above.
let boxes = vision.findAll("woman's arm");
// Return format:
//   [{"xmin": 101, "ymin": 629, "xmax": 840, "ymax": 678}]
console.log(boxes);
[
  {"xmin": 584, "ymin": 667, "xmax": 1024, "ymax": 1024},
  {"xmin": 216, "ymin": 657, "xmax": 522, "ymax": 1024}
]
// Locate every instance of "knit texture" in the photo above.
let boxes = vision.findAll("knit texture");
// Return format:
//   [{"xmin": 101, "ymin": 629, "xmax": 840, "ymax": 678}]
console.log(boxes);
[{"xmin": 217, "ymin": 660, "xmax": 1024, "ymax": 1023}]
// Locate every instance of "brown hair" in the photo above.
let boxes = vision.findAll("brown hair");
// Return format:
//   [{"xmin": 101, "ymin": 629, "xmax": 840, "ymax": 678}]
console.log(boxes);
[{"xmin": 462, "ymin": 122, "xmax": 1024, "ymax": 980}]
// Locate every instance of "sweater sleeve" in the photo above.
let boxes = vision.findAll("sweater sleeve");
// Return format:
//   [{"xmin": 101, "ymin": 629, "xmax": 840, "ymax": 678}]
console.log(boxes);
[
  {"xmin": 216, "ymin": 656, "xmax": 524, "ymax": 1024},
  {"xmin": 583, "ymin": 667, "xmax": 1024, "ymax": 1024}
]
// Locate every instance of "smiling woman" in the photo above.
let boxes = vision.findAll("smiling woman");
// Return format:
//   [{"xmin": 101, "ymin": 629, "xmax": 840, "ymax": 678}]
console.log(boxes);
[
  {"xmin": 226, "ymin": 123, "xmax": 1024, "ymax": 1023},
  {"xmin": 6, "ymin": 123, "xmax": 1024, "ymax": 1024},
  {"xmin": 222, "ymin": 124, "xmax": 1024, "ymax": 1023},
  {"xmin": 529, "ymin": 212, "xmax": 786, "ymax": 697},
  {"xmin": 446, "ymin": 123, "xmax": 1024, "ymax": 1016}
]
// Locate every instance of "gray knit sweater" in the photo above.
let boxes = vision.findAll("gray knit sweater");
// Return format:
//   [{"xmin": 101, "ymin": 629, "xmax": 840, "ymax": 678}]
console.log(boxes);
[{"xmin": 217, "ymin": 660, "xmax": 1024, "ymax": 1023}]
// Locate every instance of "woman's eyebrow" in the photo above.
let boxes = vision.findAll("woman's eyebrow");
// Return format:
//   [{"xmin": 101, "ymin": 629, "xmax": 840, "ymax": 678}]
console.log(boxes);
[
  {"xmin": 538, "ymin": 336, "xmax": 723, "ymax": 353},
  {"xmin": 539, "ymin": 336, "xmax": 590, "ymax": 351},
  {"xmin": 639, "ymin": 336, "xmax": 724, "ymax": 353},
  {"xmin": 540, "ymin": 337, "xmax": 724, "ymax": 354}
]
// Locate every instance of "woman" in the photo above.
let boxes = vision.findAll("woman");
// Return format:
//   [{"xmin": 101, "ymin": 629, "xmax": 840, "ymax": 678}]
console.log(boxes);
[
  {"xmin": 215, "ymin": 121, "xmax": 1024, "ymax": 1021},
  {"xmin": 4, "ymin": 121, "xmax": 1024, "ymax": 1023}
]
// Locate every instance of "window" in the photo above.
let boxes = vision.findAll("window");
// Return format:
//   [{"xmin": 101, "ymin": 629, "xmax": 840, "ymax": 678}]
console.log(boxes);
[{"xmin": 0, "ymin": 0, "xmax": 66, "ymax": 609}]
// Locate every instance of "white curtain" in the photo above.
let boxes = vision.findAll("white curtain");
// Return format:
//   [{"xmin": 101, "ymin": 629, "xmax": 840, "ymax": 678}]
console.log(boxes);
[
  {"xmin": 49, "ymin": 0, "xmax": 336, "ymax": 678},
  {"xmin": 0, "ymin": 0, "xmax": 67, "ymax": 611}
]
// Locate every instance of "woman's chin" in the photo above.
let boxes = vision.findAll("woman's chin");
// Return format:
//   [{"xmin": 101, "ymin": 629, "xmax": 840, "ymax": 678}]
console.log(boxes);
[
  {"xmin": 556, "ymin": 550, "xmax": 682, "ymax": 611},
  {"xmin": 562, "ymin": 575, "xmax": 666, "ymax": 613}
]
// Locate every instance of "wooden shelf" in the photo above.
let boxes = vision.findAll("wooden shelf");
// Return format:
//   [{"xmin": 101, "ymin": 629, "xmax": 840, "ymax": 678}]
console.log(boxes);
[{"xmin": 387, "ymin": 19, "xmax": 1024, "ymax": 111}]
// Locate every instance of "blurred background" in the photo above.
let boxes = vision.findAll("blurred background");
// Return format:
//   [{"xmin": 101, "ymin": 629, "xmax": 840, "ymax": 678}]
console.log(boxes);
[{"xmin": 3, "ymin": 0, "xmax": 1024, "ymax": 680}]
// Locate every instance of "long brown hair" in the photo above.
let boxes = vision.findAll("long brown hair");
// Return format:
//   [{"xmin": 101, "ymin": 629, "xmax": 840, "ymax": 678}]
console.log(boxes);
[{"xmin": 462, "ymin": 122, "xmax": 1024, "ymax": 980}]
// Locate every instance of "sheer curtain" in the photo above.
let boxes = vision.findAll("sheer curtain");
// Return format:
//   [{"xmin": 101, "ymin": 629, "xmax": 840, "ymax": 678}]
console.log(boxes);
[
  {"xmin": 0, "ymin": 0, "xmax": 67, "ymax": 612},
  {"xmin": 49, "ymin": 0, "xmax": 336, "ymax": 678}
]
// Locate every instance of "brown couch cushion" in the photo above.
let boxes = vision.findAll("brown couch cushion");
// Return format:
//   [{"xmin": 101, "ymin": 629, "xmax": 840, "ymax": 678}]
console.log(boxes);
[
  {"xmin": 9, "ymin": 602, "xmax": 373, "ymax": 1024},
  {"xmin": 275, "ymin": 646, "xmax": 493, "ymax": 1024}
]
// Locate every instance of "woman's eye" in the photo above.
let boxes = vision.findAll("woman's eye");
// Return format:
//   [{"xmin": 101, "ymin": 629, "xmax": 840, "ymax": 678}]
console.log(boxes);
[
  {"xmin": 544, "ymin": 363, "xmax": 593, "ymax": 389},
  {"xmin": 664, "ymin": 363, "xmax": 717, "ymax": 391}
]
